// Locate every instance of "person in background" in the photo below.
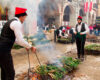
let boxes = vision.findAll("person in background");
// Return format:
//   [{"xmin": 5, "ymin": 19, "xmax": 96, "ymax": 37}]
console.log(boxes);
[
  {"xmin": 59, "ymin": 26, "xmax": 66, "ymax": 38},
  {"xmin": 97, "ymin": 24, "xmax": 100, "ymax": 36},
  {"xmin": 52, "ymin": 24, "xmax": 56, "ymax": 29},
  {"xmin": 55, "ymin": 25, "xmax": 66, "ymax": 38},
  {"xmin": 93, "ymin": 24, "xmax": 98, "ymax": 36},
  {"xmin": 0, "ymin": 7, "xmax": 36, "ymax": 80},
  {"xmin": 45, "ymin": 24, "xmax": 49, "ymax": 31},
  {"xmin": 94, "ymin": 29, "xmax": 98, "ymax": 36},
  {"xmin": 66, "ymin": 25, "xmax": 71, "ymax": 34},
  {"xmin": 42, "ymin": 24, "xmax": 45, "ymax": 30},
  {"xmin": 54, "ymin": 26, "xmax": 64, "ymax": 42},
  {"xmin": 89, "ymin": 24, "xmax": 93, "ymax": 34},
  {"xmin": 69, "ymin": 26, "xmax": 76, "ymax": 43},
  {"xmin": 74, "ymin": 16, "xmax": 89, "ymax": 61},
  {"xmin": 66, "ymin": 25, "xmax": 71, "ymax": 30},
  {"xmin": 61, "ymin": 29, "xmax": 68, "ymax": 38}
]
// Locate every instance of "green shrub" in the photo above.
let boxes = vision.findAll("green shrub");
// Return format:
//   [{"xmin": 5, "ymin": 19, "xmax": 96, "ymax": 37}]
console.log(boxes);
[
  {"xmin": 36, "ymin": 57, "xmax": 80, "ymax": 80},
  {"xmin": 85, "ymin": 44, "xmax": 100, "ymax": 51}
]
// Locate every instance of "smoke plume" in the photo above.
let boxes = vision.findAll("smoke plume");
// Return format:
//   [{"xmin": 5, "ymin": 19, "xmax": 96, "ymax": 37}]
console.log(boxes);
[{"xmin": 0, "ymin": 0, "xmax": 64, "ymax": 66}]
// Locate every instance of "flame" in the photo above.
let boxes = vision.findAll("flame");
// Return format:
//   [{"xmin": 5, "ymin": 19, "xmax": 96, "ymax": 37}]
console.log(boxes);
[{"xmin": 32, "ymin": 73, "xmax": 39, "ymax": 80}]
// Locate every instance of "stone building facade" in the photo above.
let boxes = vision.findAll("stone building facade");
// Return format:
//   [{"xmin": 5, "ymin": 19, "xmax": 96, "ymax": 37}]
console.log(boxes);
[
  {"xmin": 60, "ymin": 0, "xmax": 97, "ymax": 26},
  {"xmin": 58, "ymin": 0, "xmax": 86, "ymax": 27},
  {"xmin": 97, "ymin": 0, "xmax": 100, "ymax": 16}
]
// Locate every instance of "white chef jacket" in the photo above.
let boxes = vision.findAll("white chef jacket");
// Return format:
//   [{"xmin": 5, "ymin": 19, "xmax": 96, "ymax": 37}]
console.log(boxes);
[
  {"xmin": 59, "ymin": 27, "xmax": 66, "ymax": 36},
  {"xmin": 10, "ymin": 17, "xmax": 32, "ymax": 49},
  {"xmin": 74, "ymin": 23, "xmax": 89, "ymax": 34}
]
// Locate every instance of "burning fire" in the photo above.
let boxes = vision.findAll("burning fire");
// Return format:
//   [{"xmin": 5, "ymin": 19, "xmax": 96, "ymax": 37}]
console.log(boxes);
[{"xmin": 32, "ymin": 73, "xmax": 40, "ymax": 80}]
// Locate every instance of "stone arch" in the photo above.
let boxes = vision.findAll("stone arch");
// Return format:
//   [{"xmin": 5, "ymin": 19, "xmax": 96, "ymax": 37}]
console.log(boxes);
[
  {"xmin": 37, "ymin": 0, "xmax": 60, "ymax": 28},
  {"xmin": 63, "ymin": 6, "xmax": 70, "ymax": 22},
  {"xmin": 62, "ymin": 3, "xmax": 75, "ymax": 26}
]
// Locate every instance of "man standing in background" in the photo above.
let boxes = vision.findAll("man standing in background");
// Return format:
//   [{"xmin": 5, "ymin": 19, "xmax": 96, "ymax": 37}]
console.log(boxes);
[
  {"xmin": 74, "ymin": 16, "xmax": 89, "ymax": 61},
  {"xmin": 97, "ymin": 24, "xmax": 100, "ymax": 36},
  {"xmin": 0, "ymin": 7, "xmax": 36, "ymax": 80}
]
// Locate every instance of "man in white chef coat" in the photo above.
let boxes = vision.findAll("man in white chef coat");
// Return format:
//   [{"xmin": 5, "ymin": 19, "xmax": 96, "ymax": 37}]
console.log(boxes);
[
  {"xmin": 74, "ymin": 16, "xmax": 89, "ymax": 61},
  {"xmin": 0, "ymin": 7, "xmax": 36, "ymax": 80}
]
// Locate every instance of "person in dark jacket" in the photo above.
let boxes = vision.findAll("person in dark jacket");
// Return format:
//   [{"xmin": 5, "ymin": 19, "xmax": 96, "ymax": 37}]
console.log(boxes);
[
  {"xmin": 74, "ymin": 16, "xmax": 89, "ymax": 61},
  {"xmin": 97, "ymin": 24, "xmax": 100, "ymax": 36},
  {"xmin": 93, "ymin": 24, "xmax": 98, "ymax": 36},
  {"xmin": 0, "ymin": 7, "xmax": 36, "ymax": 80}
]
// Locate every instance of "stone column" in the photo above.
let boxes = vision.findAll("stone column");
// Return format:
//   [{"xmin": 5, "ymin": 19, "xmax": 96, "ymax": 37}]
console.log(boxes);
[{"xmin": 98, "ymin": 4, "xmax": 100, "ymax": 16}]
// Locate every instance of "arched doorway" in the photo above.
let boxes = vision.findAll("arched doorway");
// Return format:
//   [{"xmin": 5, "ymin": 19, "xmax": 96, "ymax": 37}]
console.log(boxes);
[
  {"xmin": 37, "ymin": 0, "xmax": 59, "ymax": 29},
  {"xmin": 63, "ymin": 4, "xmax": 75, "ymax": 26},
  {"xmin": 63, "ymin": 6, "xmax": 71, "ymax": 26}
]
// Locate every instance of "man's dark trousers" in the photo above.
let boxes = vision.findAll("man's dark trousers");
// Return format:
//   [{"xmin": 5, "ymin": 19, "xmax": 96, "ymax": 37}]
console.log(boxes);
[
  {"xmin": 76, "ymin": 37, "xmax": 86, "ymax": 59},
  {"xmin": 0, "ymin": 51, "xmax": 15, "ymax": 80}
]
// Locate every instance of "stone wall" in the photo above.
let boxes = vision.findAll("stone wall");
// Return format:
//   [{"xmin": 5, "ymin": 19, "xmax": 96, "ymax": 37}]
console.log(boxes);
[{"xmin": 98, "ymin": 4, "xmax": 100, "ymax": 16}]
